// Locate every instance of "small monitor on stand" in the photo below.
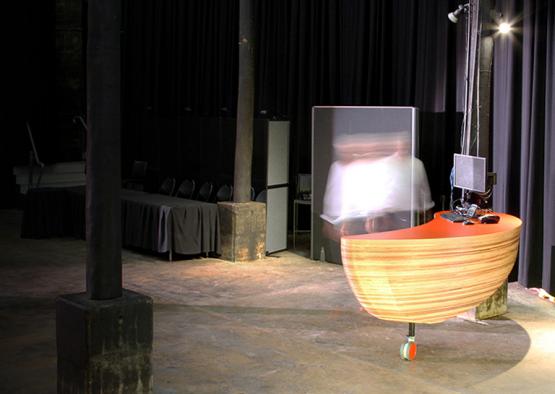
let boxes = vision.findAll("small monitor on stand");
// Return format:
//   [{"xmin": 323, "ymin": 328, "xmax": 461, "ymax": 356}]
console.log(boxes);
[
  {"xmin": 442, "ymin": 154, "xmax": 489, "ymax": 223},
  {"xmin": 453, "ymin": 154, "xmax": 487, "ymax": 193},
  {"xmin": 297, "ymin": 173, "xmax": 311, "ymax": 200}
]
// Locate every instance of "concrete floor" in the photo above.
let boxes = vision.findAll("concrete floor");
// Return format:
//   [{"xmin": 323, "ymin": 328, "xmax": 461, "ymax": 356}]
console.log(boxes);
[{"xmin": 1, "ymin": 209, "xmax": 554, "ymax": 393}]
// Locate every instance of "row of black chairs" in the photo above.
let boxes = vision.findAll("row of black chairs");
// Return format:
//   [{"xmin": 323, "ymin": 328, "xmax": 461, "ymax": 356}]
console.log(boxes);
[
  {"xmin": 157, "ymin": 177, "xmax": 266, "ymax": 203},
  {"xmin": 158, "ymin": 178, "xmax": 226, "ymax": 201},
  {"xmin": 123, "ymin": 160, "xmax": 266, "ymax": 202}
]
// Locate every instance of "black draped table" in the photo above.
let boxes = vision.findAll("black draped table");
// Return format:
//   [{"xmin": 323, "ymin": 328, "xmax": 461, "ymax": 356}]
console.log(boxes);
[{"xmin": 21, "ymin": 187, "xmax": 220, "ymax": 257}]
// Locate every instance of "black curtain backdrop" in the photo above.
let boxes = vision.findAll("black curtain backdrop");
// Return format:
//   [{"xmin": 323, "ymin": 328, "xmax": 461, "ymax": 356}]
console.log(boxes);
[
  {"xmin": 121, "ymin": 0, "xmax": 462, "ymax": 208},
  {"xmin": 493, "ymin": 0, "xmax": 555, "ymax": 292}
]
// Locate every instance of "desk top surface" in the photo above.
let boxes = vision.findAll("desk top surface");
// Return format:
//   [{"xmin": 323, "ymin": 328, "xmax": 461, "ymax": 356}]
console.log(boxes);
[{"xmin": 343, "ymin": 211, "xmax": 522, "ymax": 241}]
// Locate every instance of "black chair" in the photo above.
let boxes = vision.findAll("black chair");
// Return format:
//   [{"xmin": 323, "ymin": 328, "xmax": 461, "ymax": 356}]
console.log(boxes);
[
  {"xmin": 158, "ymin": 177, "xmax": 176, "ymax": 196},
  {"xmin": 123, "ymin": 160, "xmax": 148, "ymax": 190},
  {"xmin": 175, "ymin": 179, "xmax": 195, "ymax": 199},
  {"xmin": 215, "ymin": 184, "xmax": 233, "ymax": 202},
  {"xmin": 255, "ymin": 189, "xmax": 267, "ymax": 203},
  {"xmin": 196, "ymin": 182, "xmax": 213, "ymax": 202}
]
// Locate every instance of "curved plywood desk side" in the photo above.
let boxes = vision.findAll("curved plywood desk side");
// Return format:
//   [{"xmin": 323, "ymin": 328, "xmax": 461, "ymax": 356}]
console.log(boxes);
[{"xmin": 341, "ymin": 212, "xmax": 522, "ymax": 324}]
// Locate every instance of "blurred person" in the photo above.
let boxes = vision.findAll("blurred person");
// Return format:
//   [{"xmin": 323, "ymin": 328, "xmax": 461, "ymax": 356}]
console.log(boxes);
[
  {"xmin": 373, "ymin": 132, "xmax": 434, "ymax": 231},
  {"xmin": 321, "ymin": 131, "xmax": 433, "ymax": 242}
]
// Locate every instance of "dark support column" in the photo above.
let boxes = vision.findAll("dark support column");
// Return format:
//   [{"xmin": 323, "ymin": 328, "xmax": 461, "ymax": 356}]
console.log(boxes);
[
  {"xmin": 86, "ymin": 0, "xmax": 122, "ymax": 300},
  {"xmin": 476, "ymin": 0, "xmax": 493, "ymax": 159},
  {"xmin": 56, "ymin": 1, "xmax": 153, "ymax": 391},
  {"xmin": 477, "ymin": 35, "xmax": 493, "ymax": 159},
  {"xmin": 233, "ymin": 0, "xmax": 255, "ymax": 203}
]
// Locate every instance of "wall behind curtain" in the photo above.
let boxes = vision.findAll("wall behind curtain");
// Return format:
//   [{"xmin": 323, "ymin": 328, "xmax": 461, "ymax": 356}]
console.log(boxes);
[
  {"xmin": 0, "ymin": 1, "xmax": 56, "ymax": 207},
  {"xmin": 122, "ymin": 0, "xmax": 462, "ymax": 207},
  {"xmin": 493, "ymin": 0, "xmax": 555, "ymax": 291}
]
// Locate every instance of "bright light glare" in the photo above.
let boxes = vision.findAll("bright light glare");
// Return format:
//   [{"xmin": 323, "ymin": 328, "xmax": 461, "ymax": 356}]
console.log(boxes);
[{"xmin": 498, "ymin": 22, "xmax": 512, "ymax": 34}]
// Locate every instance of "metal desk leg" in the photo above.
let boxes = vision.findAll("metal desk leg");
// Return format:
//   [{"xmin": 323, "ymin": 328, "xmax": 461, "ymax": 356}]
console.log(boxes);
[{"xmin": 293, "ymin": 200, "xmax": 298, "ymax": 248}]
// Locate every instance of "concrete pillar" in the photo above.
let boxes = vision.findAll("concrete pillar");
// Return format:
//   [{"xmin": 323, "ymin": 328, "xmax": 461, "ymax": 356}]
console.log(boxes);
[
  {"xmin": 460, "ymin": 281, "xmax": 508, "ymax": 321},
  {"xmin": 56, "ymin": 1, "xmax": 153, "ymax": 392},
  {"xmin": 218, "ymin": 202, "xmax": 266, "ymax": 261},
  {"xmin": 56, "ymin": 291, "xmax": 153, "ymax": 392}
]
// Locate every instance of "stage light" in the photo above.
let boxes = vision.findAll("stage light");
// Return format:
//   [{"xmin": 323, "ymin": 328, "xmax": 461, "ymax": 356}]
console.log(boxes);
[
  {"xmin": 448, "ymin": 3, "xmax": 469, "ymax": 24},
  {"xmin": 498, "ymin": 22, "xmax": 512, "ymax": 34}
]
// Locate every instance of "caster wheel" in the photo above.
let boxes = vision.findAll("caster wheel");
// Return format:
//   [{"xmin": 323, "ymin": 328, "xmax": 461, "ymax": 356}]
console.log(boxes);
[{"xmin": 400, "ymin": 339, "xmax": 417, "ymax": 361}]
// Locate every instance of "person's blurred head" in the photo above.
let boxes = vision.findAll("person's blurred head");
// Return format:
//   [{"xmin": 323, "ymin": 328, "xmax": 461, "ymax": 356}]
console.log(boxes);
[{"xmin": 332, "ymin": 131, "xmax": 411, "ymax": 162}]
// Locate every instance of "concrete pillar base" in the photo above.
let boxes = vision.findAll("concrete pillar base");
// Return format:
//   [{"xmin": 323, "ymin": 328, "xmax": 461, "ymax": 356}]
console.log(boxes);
[
  {"xmin": 459, "ymin": 280, "xmax": 508, "ymax": 321},
  {"xmin": 218, "ymin": 201, "xmax": 266, "ymax": 261},
  {"xmin": 56, "ymin": 289, "xmax": 153, "ymax": 393}
]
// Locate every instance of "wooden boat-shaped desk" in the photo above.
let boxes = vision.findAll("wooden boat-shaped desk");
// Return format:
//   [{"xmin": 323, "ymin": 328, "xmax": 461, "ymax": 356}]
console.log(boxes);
[{"xmin": 341, "ymin": 211, "xmax": 521, "ymax": 360}]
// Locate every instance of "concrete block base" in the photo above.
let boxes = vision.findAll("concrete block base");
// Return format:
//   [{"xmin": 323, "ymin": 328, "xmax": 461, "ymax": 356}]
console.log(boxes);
[
  {"xmin": 459, "ymin": 280, "xmax": 508, "ymax": 321},
  {"xmin": 56, "ymin": 289, "xmax": 153, "ymax": 393},
  {"xmin": 218, "ymin": 201, "xmax": 266, "ymax": 261}
]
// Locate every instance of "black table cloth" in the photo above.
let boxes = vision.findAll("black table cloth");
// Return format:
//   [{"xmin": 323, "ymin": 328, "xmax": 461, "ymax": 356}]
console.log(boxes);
[
  {"xmin": 21, "ymin": 187, "xmax": 220, "ymax": 255},
  {"xmin": 120, "ymin": 189, "xmax": 220, "ymax": 255}
]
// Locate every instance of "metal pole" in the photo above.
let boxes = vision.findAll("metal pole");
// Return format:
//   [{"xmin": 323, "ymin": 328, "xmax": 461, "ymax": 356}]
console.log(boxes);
[
  {"xmin": 86, "ymin": 0, "xmax": 122, "ymax": 300},
  {"xmin": 408, "ymin": 322, "xmax": 416, "ymax": 338},
  {"xmin": 233, "ymin": 0, "xmax": 255, "ymax": 203}
]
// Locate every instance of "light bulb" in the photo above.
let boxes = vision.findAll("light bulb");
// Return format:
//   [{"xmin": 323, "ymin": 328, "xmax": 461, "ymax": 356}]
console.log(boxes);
[{"xmin": 498, "ymin": 22, "xmax": 511, "ymax": 34}]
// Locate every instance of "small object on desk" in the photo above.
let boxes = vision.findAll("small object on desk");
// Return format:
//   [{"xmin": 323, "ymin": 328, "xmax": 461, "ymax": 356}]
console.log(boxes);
[
  {"xmin": 440, "ymin": 212, "xmax": 466, "ymax": 223},
  {"xmin": 479, "ymin": 214, "xmax": 500, "ymax": 224},
  {"xmin": 466, "ymin": 204, "xmax": 479, "ymax": 218},
  {"xmin": 462, "ymin": 220, "xmax": 474, "ymax": 225}
]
